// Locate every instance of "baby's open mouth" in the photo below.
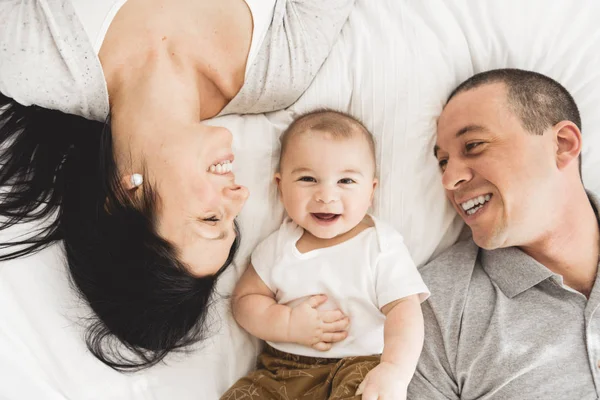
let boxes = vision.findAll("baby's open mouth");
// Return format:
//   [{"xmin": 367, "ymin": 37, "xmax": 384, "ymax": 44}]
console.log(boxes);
[{"xmin": 311, "ymin": 213, "xmax": 340, "ymax": 222}]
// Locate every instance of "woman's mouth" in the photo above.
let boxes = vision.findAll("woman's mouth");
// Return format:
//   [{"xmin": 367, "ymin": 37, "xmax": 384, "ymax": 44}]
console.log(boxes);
[{"xmin": 208, "ymin": 160, "xmax": 233, "ymax": 174}]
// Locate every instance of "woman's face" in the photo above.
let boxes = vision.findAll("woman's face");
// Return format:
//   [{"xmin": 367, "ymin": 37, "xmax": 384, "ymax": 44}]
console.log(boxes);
[
  {"xmin": 113, "ymin": 116, "xmax": 249, "ymax": 277},
  {"xmin": 151, "ymin": 123, "xmax": 249, "ymax": 276},
  {"xmin": 108, "ymin": 56, "xmax": 249, "ymax": 276}
]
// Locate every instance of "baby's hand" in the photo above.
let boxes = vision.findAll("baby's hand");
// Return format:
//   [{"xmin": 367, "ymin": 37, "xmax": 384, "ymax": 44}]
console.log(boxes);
[
  {"xmin": 355, "ymin": 362, "xmax": 407, "ymax": 400},
  {"xmin": 287, "ymin": 295, "xmax": 349, "ymax": 351}
]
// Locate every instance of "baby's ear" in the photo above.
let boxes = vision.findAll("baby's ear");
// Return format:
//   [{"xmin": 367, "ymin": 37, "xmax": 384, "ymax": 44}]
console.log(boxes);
[
  {"xmin": 370, "ymin": 178, "xmax": 378, "ymax": 203},
  {"xmin": 274, "ymin": 173, "xmax": 283, "ymax": 195}
]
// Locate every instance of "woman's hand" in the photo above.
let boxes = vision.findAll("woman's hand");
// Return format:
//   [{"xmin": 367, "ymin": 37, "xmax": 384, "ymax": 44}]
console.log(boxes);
[
  {"xmin": 286, "ymin": 295, "xmax": 349, "ymax": 351},
  {"xmin": 355, "ymin": 362, "xmax": 408, "ymax": 400}
]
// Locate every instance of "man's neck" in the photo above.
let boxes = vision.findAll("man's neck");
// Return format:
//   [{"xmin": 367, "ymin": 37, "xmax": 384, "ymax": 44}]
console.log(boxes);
[{"xmin": 519, "ymin": 189, "xmax": 599, "ymax": 298}]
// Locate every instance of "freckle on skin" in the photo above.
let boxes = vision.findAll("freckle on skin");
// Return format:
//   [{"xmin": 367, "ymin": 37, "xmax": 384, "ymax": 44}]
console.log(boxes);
[{"xmin": 162, "ymin": 36, "xmax": 167, "ymax": 41}]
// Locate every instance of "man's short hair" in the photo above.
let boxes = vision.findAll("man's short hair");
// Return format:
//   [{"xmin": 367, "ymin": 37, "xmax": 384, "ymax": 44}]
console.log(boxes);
[
  {"xmin": 448, "ymin": 68, "xmax": 581, "ymax": 136},
  {"xmin": 447, "ymin": 68, "xmax": 582, "ymax": 175},
  {"xmin": 279, "ymin": 109, "xmax": 376, "ymax": 171}
]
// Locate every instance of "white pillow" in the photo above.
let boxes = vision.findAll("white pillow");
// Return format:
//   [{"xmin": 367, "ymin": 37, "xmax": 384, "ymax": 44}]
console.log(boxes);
[{"xmin": 1, "ymin": 1, "xmax": 600, "ymax": 399}]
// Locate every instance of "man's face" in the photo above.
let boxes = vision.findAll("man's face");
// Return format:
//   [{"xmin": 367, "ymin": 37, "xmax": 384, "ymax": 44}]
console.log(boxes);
[{"xmin": 434, "ymin": 83, "xmax": 558, "ymax": 249}]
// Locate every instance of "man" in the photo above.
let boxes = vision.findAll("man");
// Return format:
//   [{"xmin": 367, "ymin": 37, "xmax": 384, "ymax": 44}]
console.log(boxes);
[{"xmin": 407, "ymin": 69, "xmax": 600, "ymax": 399}]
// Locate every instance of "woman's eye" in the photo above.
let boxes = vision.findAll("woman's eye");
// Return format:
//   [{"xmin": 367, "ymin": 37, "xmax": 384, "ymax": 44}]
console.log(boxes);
[
  {"xmin": 203, "ymin": 216, "xmax": 220, "ymax": 222},
  {"xmin": 338, "ymin": 178, "xmax": 355, "ymax": 184},
  {"xmin": 298, "ymin": 176, "xmax": 316, "ymax": 182},
  {"xmin": 438, "ymin": 159, "xmax": 448, "ymax": 171}
]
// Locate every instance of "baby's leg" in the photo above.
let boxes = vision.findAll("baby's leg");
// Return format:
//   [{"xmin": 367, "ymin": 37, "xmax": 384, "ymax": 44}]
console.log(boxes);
[
  {"xmin": 220, "ymin": 345, "xmax": 338, "ymax": 400},
  {"xmin": 327, "ymin": 355, "xmax": 380, "ymax": 400}
]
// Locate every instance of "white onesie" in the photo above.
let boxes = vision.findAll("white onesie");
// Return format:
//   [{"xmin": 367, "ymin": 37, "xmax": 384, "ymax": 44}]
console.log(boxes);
[{"xmin": 252, "ymin": 216, "xmax": 430, "ymax": 359}]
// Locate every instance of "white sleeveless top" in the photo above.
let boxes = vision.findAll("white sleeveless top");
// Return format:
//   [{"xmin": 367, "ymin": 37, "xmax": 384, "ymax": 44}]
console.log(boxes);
[{"xmin": 0, "ymin": 0, "xmax": 354, "ymax": 121}]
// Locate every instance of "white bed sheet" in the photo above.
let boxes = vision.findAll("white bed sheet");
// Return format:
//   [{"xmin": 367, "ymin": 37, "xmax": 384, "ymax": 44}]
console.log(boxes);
[{"xmin": 2, "ymin": 0, "xmax": 600, "ymax": 399}]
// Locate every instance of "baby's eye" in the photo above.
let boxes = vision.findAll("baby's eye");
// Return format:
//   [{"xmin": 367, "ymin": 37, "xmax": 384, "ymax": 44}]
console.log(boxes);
[
  {"xmin": 338, "ymin": 178, "xmax": 355, "ymax": 184},
  {"xmin": 298, "ymin": 176, "xmax": 316, "ymax": 182}
]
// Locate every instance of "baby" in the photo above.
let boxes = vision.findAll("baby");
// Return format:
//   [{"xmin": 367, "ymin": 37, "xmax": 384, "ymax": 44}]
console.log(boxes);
[{"xmin": 221, "ymin": 110, "xmax": 429, "ymax": 400}]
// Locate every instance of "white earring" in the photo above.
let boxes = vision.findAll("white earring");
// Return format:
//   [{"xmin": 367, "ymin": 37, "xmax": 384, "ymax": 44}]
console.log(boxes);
[{"xmin": 130, "ymin": 173, "xmax": 143, "ymax": 188}]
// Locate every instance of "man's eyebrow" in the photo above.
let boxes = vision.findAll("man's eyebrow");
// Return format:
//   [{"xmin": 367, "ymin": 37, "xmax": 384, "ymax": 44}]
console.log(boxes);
[{"xmin": 433, "ymin": 125, "xmax": 488, "ymax": 158}]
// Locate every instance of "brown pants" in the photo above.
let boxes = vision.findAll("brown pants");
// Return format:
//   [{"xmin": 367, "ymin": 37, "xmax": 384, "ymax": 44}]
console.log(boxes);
[{"xmin": 220, "ymin": 345, "xmax": 380, "ymax": 400}]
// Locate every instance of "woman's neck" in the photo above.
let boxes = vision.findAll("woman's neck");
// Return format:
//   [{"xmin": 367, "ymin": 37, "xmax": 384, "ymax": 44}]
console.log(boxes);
[{"xmin": 99, "ymin": 0, "xmax": 252, "ymax": 119}]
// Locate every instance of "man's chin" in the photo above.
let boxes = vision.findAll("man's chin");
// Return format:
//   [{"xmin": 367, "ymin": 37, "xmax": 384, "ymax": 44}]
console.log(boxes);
[{"xmin": 471, "ymin": 229, "xmax": 505, "ymax": 250}]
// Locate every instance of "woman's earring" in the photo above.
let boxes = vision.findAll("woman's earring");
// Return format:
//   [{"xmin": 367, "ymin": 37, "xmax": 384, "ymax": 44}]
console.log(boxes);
[{"xmin": 130, "ymin": 173, "xmax": 143, "ymax": 188}]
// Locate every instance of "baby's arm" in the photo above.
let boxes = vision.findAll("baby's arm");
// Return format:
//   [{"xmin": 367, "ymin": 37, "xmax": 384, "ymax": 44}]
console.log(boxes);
[
  {"xmin": 356, "ymin": 294, "xmax": 424, "ymax": 399},
  {"xmin": 232, "ymin": 263, "xmax": 350, "ymax": 350}
]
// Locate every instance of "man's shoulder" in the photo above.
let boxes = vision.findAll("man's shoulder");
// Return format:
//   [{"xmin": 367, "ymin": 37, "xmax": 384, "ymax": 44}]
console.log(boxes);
[{"xmin": 420, "ymin": 239, "xmax": 481, "ymax": 305}]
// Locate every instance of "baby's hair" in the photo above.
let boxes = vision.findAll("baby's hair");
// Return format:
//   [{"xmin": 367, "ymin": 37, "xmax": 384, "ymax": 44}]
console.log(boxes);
[{"xmin": 279, "ymin": 109, "xmax": 376, "ymax": 171}]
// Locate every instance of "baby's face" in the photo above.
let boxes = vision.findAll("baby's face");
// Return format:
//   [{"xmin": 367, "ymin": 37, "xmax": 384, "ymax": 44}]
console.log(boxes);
[{"xmin": 276, "ymin": 130, "xmax": 377, "ymax": 239}]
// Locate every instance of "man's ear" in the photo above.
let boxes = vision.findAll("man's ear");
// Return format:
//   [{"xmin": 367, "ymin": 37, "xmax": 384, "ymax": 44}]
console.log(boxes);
[{"xmin": 554, "ymin": 121, "xmax": 582, "ymax": 171}]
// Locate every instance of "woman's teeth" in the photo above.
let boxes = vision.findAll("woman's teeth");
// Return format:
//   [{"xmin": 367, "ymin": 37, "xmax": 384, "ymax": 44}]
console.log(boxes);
[{"xmin": 209, "ymin": 161, "xmax": 233, "ymax": 174}]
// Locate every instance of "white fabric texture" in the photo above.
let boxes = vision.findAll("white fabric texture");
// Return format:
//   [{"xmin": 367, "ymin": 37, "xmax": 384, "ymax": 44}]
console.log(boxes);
[
  {"xmin": 0, "ymin": 0, "xmax": 109, "ymax": 121},
  {"xmin": 2, "ymin": 0, "xmax": 600, "ymax": 399},
  {"xmin": 243, "ymin": 0, "xmax": 276, "ymax": 77},
  {"xmin": 251, "ymin": 216, "xmax": 429, "ymax": 359},
  {"xmin": 69, "ymin": 0, "xmax": 127, "ymax": 53}
]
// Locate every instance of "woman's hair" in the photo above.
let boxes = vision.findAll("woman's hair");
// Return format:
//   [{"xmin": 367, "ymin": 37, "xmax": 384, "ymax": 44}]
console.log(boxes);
[{"xmin": 0, "ymin": 93, "xmax": 240, "ymax": 371}]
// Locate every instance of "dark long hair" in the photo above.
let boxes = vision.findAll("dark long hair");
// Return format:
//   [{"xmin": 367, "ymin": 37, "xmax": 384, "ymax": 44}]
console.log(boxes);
[{"xmin": 0, "ymin": 93, "xmax": 240, "ymax": 371}]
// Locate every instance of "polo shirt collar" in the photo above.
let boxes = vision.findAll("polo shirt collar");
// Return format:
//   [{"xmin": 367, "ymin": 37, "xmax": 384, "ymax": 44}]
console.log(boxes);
[{"xmin": 480, "ymin": 191, "xmax": 599, "ymax": 299}]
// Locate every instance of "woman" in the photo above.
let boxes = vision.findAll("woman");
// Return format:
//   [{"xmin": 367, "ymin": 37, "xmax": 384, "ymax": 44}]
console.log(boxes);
[{"xmin": 0, "ymin": 0, "xmax": 354, "ymax": 371}]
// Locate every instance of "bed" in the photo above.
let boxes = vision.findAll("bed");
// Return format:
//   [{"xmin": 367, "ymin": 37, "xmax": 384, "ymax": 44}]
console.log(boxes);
[{"xmin": 1, "ymin": 0, "xmax": 600, "ymax": 398}]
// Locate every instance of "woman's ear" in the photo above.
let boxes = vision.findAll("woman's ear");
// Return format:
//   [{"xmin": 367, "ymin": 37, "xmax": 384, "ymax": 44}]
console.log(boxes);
[
  {"xmin": 554, "ymin": 121, "xmax": 582, "ymax": 171},
  {"xmin": 121, "ymin": 173, "xmax": 143, "ymax": 190}
]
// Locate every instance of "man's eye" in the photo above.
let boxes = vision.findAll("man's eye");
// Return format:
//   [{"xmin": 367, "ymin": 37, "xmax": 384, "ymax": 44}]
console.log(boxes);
[
  {"xmin": 203, "ymin": 216, "xmax": 220, "ymax": 222},
  {"xmin": 466, "ymin": 142, "xmax": 483, "ymax": 151},
  {"xmin": 338, "ymin": 178, "xmax": 355, "ymax": 184},
  {"xmin": 298, "ymin": 176, "xmax": 316, "ymax": 182}
]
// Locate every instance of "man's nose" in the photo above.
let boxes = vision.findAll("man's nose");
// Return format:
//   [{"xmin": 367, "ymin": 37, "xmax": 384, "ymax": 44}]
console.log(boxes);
[{"xmin": 441, "ymin": 159, "xmax": 473, "ymax": 191}]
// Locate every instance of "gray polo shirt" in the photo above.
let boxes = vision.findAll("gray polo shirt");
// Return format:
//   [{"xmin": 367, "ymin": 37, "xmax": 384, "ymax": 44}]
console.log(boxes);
[{"xmin": 408, "ymin": 196, "xmax": 600, "ymax": 400}]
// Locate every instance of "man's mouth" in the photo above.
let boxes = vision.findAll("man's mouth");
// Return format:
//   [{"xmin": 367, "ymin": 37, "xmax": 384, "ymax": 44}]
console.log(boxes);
[{"xmin": 459, "ymin": 194, "xmax": 492, "ymax": 216}]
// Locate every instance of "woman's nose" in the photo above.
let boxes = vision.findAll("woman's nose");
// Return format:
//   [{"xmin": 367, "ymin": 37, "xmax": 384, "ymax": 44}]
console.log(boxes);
[{"xmin": 224, "ymin": 184, "xmax": 249, "ymax": 209}]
